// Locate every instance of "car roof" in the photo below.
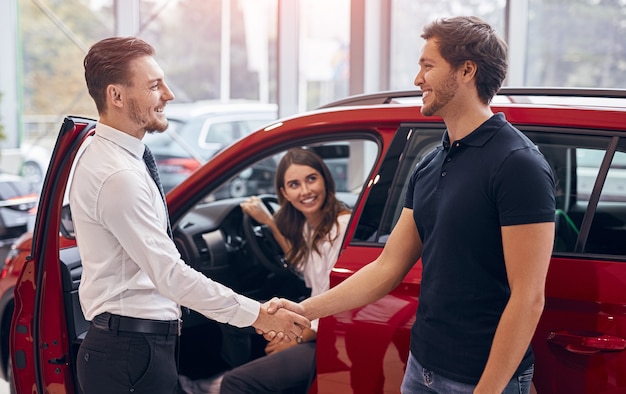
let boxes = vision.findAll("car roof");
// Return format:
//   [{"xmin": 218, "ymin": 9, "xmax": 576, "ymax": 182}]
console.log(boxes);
[
  {"xmin": 320, "ymin": 87, "xmax": 626, "ymax": 111},
  {"xmin": 263, "ymin": 87, "xmax": 621, "ymax": 134}
]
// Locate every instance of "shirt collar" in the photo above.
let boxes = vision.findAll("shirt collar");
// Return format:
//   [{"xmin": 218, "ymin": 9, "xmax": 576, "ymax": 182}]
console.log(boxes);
[
  {"xmin": 95, "ymin": 122, "xmax": 145, "ymax": 160},
  {"xmin": 442, "ymin": 112, "xmax": 506, "ymax": 148}
]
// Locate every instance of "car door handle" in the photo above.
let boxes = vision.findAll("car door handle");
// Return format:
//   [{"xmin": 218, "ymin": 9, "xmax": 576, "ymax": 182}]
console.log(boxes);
[{"xmin": 547, "ymin": 331, "xmax": 626, "ymax": 354}]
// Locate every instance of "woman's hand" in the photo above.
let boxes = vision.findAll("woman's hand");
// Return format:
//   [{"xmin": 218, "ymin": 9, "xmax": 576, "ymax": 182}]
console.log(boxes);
[
  {"xmin": 264, "ymin": 340, "xmax": 297, "ymax": 355},
  {"xmin": 264, "ymin": 327, "xmax": 317, "ymax": 355},
  {"xmin": 240, "ymin": 195, "xmax": 274, "ymax": 225}
]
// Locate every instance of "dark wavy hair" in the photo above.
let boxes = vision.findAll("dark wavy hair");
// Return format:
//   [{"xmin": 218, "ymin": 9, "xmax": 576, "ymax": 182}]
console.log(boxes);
[
  {"xmin": 421, "ymin": 16, "xmax": 508, "ymax": 104},
  {"xmin": 84, "ymin": 37, "xmax": 155, "ymax": 114},
  {"xmin": 274, "ymin": 148, "xmax": 350, "ymax": 269}
]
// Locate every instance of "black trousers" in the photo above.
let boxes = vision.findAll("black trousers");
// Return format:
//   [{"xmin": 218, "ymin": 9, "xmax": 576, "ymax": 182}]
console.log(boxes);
[
  {"xmin": 77, "ymin": 318, "xmax": 179, "ymax": 394},
  {"xmin": 219, "ymin": 341, "xmax": 316, "ymax": 394}
]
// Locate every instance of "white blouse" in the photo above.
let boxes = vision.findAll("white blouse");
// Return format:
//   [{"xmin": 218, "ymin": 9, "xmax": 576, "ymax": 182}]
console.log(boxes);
[{"xmin": 300, "ymin": 213, "xmax": 350, "ymax": 331}]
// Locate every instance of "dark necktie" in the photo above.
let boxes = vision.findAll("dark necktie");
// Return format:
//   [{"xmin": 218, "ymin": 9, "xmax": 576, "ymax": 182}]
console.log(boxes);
[{"xmin": 143, "ymin": 146, "xmax": 173, "ymax": 239}]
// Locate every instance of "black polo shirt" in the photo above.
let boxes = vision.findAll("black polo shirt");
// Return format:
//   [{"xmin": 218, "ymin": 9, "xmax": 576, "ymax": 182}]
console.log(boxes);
[{"xmin": 404, "ymin": 113, "xmax": 555, "ymax": 384}]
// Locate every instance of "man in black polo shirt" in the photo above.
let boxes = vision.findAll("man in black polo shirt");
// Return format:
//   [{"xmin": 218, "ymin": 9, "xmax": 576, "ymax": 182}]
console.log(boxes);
[{"xmin": 282, "ymin": 16, "xmax": 556, "ymax": 393}]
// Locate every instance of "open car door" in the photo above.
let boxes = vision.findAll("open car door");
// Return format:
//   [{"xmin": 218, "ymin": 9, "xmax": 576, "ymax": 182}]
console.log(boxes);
[{"xmin": 10, "ymin": 117, "xmax": 96, "ymax": 393}]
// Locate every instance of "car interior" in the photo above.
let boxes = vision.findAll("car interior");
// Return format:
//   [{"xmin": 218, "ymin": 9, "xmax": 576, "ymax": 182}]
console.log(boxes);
[{"xmin": 531, "ymin": 132, "xmax": 626, "ymax": 256}]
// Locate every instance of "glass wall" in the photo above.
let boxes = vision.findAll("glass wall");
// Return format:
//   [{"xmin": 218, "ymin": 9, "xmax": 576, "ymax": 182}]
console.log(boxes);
[
  {"xmin": 298, "ymin": 0, "xmax": 350, "ymax": 110},
  {"xmin": 7, "ymin": 0, "xmax": 626, "ymax": 161},
  {"xmin": 525, "ymin": 0, "xmax": 626, "ymax": 88},
  {"xmin": 390, "ymin": 0, "xmax": 507, "ymax": 90},
  {"xmin": 390, "ymin": 0, "xmax": 626, "ymax": 89},
  {"xmin": 18, "ymin": 0, "xmax": 279, "ymax": 148}
]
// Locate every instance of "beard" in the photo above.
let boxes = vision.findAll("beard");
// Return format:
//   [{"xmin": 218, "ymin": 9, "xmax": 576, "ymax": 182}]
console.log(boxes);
[
  {"xmin": 421, "ymin": 73, "xmax": 458, "ymax": 117},
  {"xmin": 128, "ymin": 98, "xmax": 169, "ymax": 133}
]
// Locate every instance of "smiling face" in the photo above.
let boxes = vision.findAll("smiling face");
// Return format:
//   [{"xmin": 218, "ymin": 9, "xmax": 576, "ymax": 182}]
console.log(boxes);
[
  {"xmin": 414, "ymin": 39, "xmax": 460, "ymax": 118},
  {"xmin": 280, "ymin": 163, "xmax": 327, "ymax": 225},
  {"xmin": 124, "ymin": 56, "xmax": 174, "ymax": 134}
]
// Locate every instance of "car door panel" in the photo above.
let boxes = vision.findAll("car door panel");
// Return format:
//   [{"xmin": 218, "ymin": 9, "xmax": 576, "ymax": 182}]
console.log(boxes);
[
  {"xmin": 531, "ymin": 131, "xmax": 626, "ymax": 393},
  {"xmin": 316, "ymin": 247, "xmax": 419, "ymax": 393},
  {"xmin": 533, "ymin": 258, "xmax": 626, "ymax": 393},
  {"xmin": 11, "ymin": 117, "xmax": 96, "ymax": 394},
  {"xmin": 315, "ymin": 125, "xmax": 431, "ymax": 393}
]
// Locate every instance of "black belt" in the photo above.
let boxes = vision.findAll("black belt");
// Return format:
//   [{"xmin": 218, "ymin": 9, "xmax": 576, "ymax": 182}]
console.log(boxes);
[{"xmin": 92, "ymin": 312, "xmax": 180, "ymax": 336}]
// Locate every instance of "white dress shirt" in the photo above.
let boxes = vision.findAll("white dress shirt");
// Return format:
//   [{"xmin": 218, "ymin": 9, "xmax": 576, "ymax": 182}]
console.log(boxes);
[
  {"xmin": 69, "ymin": 123, "xmax": 259, "ymax": 326},
  {"xmin": 301, "ymin": 213, "xmax": 350, "ymax": 331}
]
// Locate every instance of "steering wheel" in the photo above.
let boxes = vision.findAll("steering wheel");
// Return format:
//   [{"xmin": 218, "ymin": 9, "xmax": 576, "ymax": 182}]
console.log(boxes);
[{"xmin": 242, "ymin": 195, "xmax": 295, "ymax": 277}]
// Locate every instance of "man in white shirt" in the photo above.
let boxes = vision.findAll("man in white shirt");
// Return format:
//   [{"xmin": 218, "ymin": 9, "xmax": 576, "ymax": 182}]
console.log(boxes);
[{"xmin": 70, "ymin": 36, "xmax": 309, "ymax": 394}]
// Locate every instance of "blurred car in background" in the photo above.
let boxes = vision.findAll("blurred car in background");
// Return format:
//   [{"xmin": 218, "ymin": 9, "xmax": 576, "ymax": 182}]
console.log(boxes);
[
  {"xmin": 18, "ymin": 144, "xmax": 52, "ymax": 189},
  {"xmin": 144, "ymin": 101, "xmax": 278, "ymax": 192},
  {"xmin": 0, "ymin": 174, "xmax": 37, "ymax": 264}
]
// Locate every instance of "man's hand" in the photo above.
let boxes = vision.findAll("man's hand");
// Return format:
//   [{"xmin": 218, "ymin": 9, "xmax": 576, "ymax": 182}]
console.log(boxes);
[
  {"xmin": 252, "ymin": 299, "xmax": 310, "ymax": 343},
  {"xmin": 265, "ymin": 297, "xmax": 304, "ymax": 315},
  {"xmin": 255, "ymin": 298, "xmax": 307, "ymax": 342}
]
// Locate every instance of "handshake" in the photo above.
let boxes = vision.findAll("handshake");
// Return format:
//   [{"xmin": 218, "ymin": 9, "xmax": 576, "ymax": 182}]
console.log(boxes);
[{"xmin": 251, "ymin": 297, "xmax": 310, "ymax": 343}]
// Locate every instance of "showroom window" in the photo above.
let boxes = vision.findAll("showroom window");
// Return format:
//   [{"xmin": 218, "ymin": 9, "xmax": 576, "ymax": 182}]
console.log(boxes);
[{"xmin": 389, "ymin": 0, "xmax": 507, "ymax": 90}]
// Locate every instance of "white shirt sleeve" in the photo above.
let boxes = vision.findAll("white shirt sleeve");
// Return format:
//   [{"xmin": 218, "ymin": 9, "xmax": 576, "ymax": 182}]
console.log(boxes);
[{"xmin": 96, "ymin": 167, "xmax": 260, "ymax": 327}]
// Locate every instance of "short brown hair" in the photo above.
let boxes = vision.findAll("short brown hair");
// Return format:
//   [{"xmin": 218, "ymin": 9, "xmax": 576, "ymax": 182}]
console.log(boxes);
[
  {"xmin": 83, "ymin": 37, "xmax": 155, "ymax": 114},
  {"xmin": 421, "ymin": 16, "xmax": 508, "ymax": 104}
]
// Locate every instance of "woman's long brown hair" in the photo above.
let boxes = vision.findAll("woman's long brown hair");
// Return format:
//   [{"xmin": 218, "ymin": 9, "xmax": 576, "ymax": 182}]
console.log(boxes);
[{"xmin": 273, "ymin": 148, "xmax": 350, "ymax": 269}]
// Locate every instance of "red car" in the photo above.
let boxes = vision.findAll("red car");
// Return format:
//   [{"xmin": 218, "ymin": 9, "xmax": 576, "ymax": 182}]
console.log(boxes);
[{"xmin": 3, "ymin": 88, "xmax": 626, "ymax": 393}]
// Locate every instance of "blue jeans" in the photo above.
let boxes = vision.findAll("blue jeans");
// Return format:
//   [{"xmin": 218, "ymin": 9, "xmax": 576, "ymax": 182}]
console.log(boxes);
[{"xmin": 400, "ymin": 352, "xmax": 533, "ymax": 394}]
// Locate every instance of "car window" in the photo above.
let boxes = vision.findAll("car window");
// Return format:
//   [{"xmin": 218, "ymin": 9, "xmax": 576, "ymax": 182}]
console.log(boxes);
[
  {"xmin": 577, "ymin": 148, "xmax": 626, "ymax": 202},
  {"xmin": 204, "ymin": 118, "xmax": 277, "ymax": 150},
  {"xmin": 353, "ymin": 124, "xmax": 444, "ymax": 243},
  {"xmin": 168, "ymin": 117, "xmax": 207, "ymax": 158},
  {"xmin": 171, "ymin": 115, "xmax": 277, "ymax": 162},
  {"xmin": 354, "ymin": 125, "xmax": 626, "ymax": 260},
  {"xmin": 144, "ymin": 119, "xmax": 199, "ymax": 161},
  {"xmin": 245, "ymin": 119, "xmax": 274, "ymax": 132},
  {"xmin": 528, "ymin": 132, "xmax": 626, "ymax": 257},
  {"xmin": 206, "ymin": 139, "xmax": 378, "ymax": 205},
  {"xmin": 205, "ymin": 121, "xmax": 240, "ymax": 145}
]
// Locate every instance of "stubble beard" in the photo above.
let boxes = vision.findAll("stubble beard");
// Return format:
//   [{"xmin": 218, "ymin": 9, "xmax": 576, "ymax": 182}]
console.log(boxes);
[
  {"xmin": 421, "ymin": 74, "xmax": 458, "ymax": 117},
  {"xmin": 128, "ymin": 98, "xmax": 169, "ymax": 134}
]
